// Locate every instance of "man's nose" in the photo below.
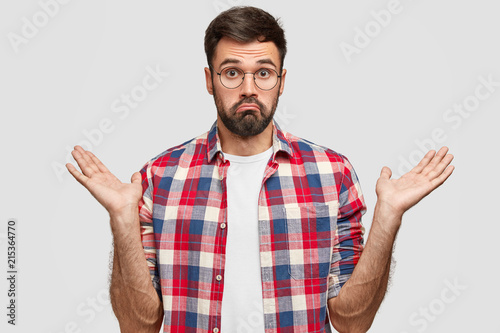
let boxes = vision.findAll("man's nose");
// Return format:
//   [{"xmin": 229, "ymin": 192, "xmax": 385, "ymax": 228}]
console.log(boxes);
[{"xmin": 239, "ymin": 73, "xmax": 258, "ymax": 97}]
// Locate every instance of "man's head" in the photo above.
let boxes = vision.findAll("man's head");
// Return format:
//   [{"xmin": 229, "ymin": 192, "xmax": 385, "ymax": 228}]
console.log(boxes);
[
  {"xmin": 204, "ymin": 6, "xmax": 287, "ymax": 73},
  {"xmin": 204, "ymin": 6, "xmax": 287, "ymax": 138}
]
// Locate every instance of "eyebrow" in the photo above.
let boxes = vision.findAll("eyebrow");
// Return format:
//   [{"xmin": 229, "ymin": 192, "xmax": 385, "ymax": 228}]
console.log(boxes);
[{"xmin": 218, "ymin": 58, "xmax": 278, "ymax": 69}]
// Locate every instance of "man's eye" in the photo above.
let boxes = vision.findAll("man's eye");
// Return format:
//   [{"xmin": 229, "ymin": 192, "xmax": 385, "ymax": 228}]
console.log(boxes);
[
  {"xmin": 224, "ymin": 69, "xmax": 240, "ymax": 78},
  {"xmin": 257, "ymin": 69, "xmax": 271, "ymax": 78}
]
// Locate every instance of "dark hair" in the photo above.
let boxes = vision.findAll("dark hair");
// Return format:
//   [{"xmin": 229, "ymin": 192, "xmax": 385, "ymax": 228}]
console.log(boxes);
[{"xmin": 204, "ymin": 6, "xmax": 287, "ymax": 72}]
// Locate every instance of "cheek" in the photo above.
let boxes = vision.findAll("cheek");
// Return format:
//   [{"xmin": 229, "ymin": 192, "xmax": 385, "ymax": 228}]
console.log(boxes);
[
  {"xmin": 264, "ymin": 93, "xmax": 279, "ymax": 109},
  {"xmin": 217, "ymin": 90, "xmax": 238, "ymax": 106}
]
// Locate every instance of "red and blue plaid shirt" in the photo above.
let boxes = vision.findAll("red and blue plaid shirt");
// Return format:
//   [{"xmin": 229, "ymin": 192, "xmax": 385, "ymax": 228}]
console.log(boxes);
[{"xmin": 139, "ymin": 120, "xmax": 366, "ymax": 333}]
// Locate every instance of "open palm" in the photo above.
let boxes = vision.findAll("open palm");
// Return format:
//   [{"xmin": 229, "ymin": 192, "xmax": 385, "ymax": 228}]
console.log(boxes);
[
  {"xmin": 66, "ymin": 146, "xmax": 143, "ymax": 216},
  {"xmin": 376, "ymin": 147, "xmax": 455, "ymax": 217}
]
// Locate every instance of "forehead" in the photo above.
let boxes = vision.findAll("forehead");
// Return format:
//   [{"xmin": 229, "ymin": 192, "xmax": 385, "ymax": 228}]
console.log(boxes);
[{"xmin": 213, "ymin": 37, "xmax": 280, "ymax": 68}]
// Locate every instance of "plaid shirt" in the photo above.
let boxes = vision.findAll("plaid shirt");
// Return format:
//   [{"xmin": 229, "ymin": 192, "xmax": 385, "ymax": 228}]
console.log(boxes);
[{"xmin": 139, "ymin": 120, "xmax": 366, "ymax": 333}]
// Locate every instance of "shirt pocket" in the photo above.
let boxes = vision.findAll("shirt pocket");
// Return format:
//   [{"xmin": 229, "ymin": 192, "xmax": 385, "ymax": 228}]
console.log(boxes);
[{"xmin": 283, "ymin": 202, "xmax": 339, "ymax": 280}]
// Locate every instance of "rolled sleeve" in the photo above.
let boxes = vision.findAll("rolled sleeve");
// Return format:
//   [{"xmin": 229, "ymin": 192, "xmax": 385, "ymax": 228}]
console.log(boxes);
[
  {"xmin": 328, "ymin": 155, "xmax": 366, "ymax": 299},
  {"xmin": 139, "ymin": 162, "xmax": 161, "ymax": 299}
]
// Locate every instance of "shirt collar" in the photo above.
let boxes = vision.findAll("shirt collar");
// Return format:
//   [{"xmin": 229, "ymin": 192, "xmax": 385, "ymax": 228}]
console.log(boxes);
[{"xmin": 207, "ymin": 119, "xmax": 293, "ymax": 163}]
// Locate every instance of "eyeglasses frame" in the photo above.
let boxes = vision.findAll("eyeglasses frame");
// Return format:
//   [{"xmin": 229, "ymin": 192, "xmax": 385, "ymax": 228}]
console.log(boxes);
[{"xmin": 210, "ymin": 65, "xmax": 282, "ymax": 91}]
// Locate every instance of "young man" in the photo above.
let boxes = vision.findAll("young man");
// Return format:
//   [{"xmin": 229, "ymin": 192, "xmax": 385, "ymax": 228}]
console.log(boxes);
[{"xmin": 66, "ymin": 6, "xmax": 454, "ymax": 333}]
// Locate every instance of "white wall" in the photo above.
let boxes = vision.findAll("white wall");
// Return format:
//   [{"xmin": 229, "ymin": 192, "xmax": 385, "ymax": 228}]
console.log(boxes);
[{"xmin": 1, "ymin": 0, "xmax": 498, "ymax": 332}]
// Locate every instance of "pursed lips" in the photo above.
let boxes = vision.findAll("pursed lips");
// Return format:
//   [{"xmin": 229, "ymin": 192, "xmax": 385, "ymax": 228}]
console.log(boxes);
[{"xmin": 236, "ymin": 103, "xmax": 260, "ymax": 113}]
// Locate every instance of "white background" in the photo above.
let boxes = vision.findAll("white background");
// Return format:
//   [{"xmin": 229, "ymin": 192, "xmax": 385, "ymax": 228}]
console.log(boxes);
[{"xmin": 1, "ymin": 0, "xmax": 499, "ymax": 332}]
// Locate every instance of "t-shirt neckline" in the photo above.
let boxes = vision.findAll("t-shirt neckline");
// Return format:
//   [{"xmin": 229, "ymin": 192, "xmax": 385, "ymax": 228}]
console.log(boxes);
[{"xmin": 223, "ymin": 146, "xmax": 273, "ymax": 164}]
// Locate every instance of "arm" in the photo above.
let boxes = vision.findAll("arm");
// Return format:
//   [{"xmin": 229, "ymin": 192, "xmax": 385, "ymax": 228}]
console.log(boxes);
[
  {"xmin": 109, "ymin": 207, "xmax": 164, "ymax": 332},
  {"xmin": 328, "ymin": 147, "xmax": 454, "ymax": 333},
  {"xmin": 66, "ymin": 146, "xmax": 163, "ymax": 332}
]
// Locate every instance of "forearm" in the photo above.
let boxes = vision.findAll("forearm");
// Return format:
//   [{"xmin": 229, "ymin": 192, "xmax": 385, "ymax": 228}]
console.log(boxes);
[
  {"xmin": 110, "ymin": 208, "xmax": 163, "ymax": 333},
  {"xmin": 329, "ymin": 203, "xmax": 401, "ymax": 333}
]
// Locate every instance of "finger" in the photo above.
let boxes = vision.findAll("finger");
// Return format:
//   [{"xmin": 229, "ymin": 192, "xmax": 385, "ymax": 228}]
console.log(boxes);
[
  {"xmin": 71, "ymin": 149, "xmax": 96, "ymax": 177},
  {"xmin": 426, "ymin": 154, "xmax": 454, "ymax": 181},
  {"xmin": 431, "ymin": 164, "xmax": 455, "ymax": 188},
  {"xmin": 66, "ymin": 162, "xmax": 89, "ymax": 186},
  {"xmin": 73, "ymin": 146, "xmax": 100, "ymax": 176},
  {"xmin": 131, "ymin": 171, "xmax": 142, "ymax": 184},
  {"xmin": 380, "ymin": 166, "xmax": 392, "ymax": 179},
  {"xmin": 411, "ymin": 149, "xmax": 436, "ymax": 174},
  {"xmin": 422, "ymin": 147, "xmax": 449, "ymax": 176},
  {"xmin": 87, "ymin": 151, "xmax": 110, "ymax": 174}
]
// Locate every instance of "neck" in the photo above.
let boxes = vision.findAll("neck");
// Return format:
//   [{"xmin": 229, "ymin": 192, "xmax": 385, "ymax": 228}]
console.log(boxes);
[{"xmin": 216, "ymin": 118, "xmax": 273, "ymax": 156}]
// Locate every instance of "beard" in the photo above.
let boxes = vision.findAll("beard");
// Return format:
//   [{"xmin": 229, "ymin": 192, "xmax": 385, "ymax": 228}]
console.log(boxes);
[{"xmin": 213, "ymin": 85, "xmax": 280, "ymax": 137}]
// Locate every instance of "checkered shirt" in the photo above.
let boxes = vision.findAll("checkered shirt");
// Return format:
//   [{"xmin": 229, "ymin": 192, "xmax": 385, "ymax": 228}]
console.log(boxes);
[{"xmin": 139, "ymin": 120, "xmax": 366, "ymax": 333}]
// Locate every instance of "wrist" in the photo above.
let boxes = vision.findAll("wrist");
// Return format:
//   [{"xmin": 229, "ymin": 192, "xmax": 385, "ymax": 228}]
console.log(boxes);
[
  {"xmin": 373, "ymin": 201, "xmax": 403, "ymax": 235},
  {"xmin": 109, "ymin": 203, "xmax": 139, "ymax": 220},
  {"xmin": 109, "ymin": 205, "xmax": 140, "ymax": 233}
]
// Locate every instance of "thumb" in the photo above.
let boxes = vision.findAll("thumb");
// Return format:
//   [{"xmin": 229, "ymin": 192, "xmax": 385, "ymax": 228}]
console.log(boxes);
[
  {"xmin": 131, "ymin": 172, "xmax": 142, "ymax": 184},
  {"xmin": 380, "ymin": 166, "xmax": 392, "ymax": 180}
]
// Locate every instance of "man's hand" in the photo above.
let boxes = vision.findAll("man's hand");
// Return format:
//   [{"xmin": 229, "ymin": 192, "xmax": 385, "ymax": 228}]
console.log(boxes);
[
  {"xmin": 65, "ymin": 145, "xmax": 143, "ymax": 218},
  {"xmin": 328, "ymin": 147, "xmax": 454, "ymax": 332},
  {"xmin": 66, "ymin": 146, "xmax": 163, "ymax": 331},
  {"xmin": 375, "ymin": 146, "xmax": 454, "ymax": 221}
]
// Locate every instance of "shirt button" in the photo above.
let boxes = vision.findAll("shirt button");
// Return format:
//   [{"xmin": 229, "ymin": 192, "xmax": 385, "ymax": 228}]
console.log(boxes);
[
  {"xmin": 216, "ymin": 274, "xmax": 222, "ymax": 281},
  {"xmin": 220, "ymin": 223, "xmax": 226, "ymax": 229},
  {"xmin": 213, "ymin": 328, "xmax": 219, "ymax": 333}
]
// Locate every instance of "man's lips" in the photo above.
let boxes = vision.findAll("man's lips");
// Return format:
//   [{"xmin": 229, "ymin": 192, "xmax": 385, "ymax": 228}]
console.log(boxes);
[{"xmin": 236, "ymin": 103, "xmax": 260, "ymax": 113}]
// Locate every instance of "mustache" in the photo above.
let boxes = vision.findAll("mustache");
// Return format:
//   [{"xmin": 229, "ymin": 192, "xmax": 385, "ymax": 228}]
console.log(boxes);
[{"xmin": 231, "ymin": 97, "xmax": 265, "ymax": 113}]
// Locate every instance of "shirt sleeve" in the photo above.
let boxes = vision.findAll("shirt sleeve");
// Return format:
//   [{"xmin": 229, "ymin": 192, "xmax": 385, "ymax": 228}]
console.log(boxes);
[
  {"xmin": 327, "ymin": 155, "xmax": 366, "ymax": 299},
  {"xmin": 139, "ymin": 161, "xmax": 162, "ymax": 299}
]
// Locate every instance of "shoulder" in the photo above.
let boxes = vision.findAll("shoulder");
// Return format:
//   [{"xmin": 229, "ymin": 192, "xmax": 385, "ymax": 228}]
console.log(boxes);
[
  {"xmin": 280, "ymin": 128, "xmax": 349, "ymax": 167},
  {"xmin": 140, "ymin": 131, "xmax": 209, "ymax": 174}
]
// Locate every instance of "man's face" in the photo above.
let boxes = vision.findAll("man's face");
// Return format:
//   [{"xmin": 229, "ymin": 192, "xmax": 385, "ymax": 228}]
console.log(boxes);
[{"xmin": 204, "ymin": 37, "xmax": 287, "ymax": 137}]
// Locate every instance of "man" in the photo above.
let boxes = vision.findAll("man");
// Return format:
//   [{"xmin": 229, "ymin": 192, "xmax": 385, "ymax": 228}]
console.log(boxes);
[{"xmin": 66, "ymin": 6, "xmax": 454, "ymax": 333}]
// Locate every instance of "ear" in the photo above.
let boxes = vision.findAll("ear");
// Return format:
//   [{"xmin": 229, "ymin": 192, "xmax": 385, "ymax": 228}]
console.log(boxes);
[
  {"xmin": 204, "ymin": 67, "xmax": 214, "ymax": 95},
  {"xmin": 278, "ymin": 68, "xmax": 287, "ymax": 96}
]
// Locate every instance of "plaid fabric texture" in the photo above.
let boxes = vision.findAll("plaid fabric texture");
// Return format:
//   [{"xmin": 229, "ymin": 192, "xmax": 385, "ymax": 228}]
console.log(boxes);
[{"xmin": 139, "ymin": 120, "xmax": 366, "ymax": 333}]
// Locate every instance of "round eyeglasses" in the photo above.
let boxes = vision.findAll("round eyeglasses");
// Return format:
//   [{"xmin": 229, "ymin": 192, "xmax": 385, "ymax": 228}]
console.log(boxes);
[{"xmin": 212, "ymin": 66, "xmax": 282, "ymax": 91}]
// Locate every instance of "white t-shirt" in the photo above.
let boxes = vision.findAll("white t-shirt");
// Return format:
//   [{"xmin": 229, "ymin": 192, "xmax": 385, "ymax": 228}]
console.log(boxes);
[{"xmin": 220, "ymin": 146, "xmax": 273, "ymax": 333}]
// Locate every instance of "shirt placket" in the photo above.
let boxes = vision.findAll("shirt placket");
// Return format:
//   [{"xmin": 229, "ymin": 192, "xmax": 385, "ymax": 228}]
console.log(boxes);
[
  {"xmin": 258, "ymin": 158, "xmax": 280, "ymax": 332},
  {"xmin": 211, "ymin": 154, "xmax": 230, "ymax": 333}
]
